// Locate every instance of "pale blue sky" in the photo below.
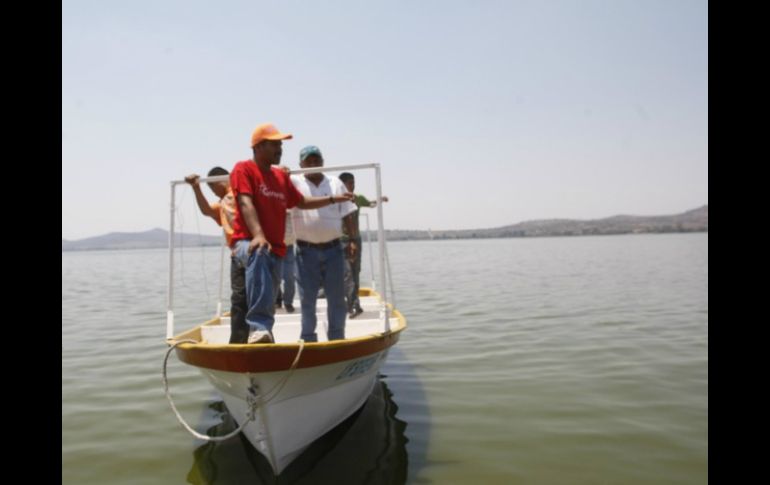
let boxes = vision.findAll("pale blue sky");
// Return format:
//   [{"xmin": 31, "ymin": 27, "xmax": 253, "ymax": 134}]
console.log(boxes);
[{"xmin": 62, "ymin": 0, "xmax": 707, "ymax": 240}]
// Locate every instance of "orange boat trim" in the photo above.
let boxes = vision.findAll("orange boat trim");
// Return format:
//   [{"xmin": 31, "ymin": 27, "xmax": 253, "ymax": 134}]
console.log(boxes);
[{"xmin": 170, "ymin": 310, "xmax": 406, "ymax": 373}]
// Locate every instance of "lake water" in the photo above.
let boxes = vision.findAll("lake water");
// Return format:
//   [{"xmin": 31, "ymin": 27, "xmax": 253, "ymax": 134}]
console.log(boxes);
[{"xmin": 62, "ymin": 233, "xmax": 708, "ymax": 484}]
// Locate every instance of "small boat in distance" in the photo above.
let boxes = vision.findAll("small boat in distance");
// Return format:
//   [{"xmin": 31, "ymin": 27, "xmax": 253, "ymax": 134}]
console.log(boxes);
[{"xmin": 163, "ymin": 163, "xmax": 406, "ymax": 475}]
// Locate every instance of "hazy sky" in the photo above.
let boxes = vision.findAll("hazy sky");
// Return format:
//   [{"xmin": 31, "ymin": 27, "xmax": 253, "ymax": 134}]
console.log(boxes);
[{"xmin": 62, "ymin": 0, "xmax": 707, "ymax": 240}]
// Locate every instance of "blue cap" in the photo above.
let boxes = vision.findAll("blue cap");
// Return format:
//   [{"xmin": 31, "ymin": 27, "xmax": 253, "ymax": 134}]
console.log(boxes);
[{"xmin": 300, "ymin": 145, "xmax": 323, "ymax": 162}]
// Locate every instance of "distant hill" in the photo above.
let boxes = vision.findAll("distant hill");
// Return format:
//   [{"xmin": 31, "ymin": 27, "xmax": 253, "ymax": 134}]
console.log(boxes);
[
  {"xmin": 61, "ymin": 228, "xmax": 223, "ymax": 251},
  {"xmin": 378, "ymin": 205, "xmax": 708, "ymax": 241},
  {"xmin": 62, "ymin": 205, "xmax": 708, "ymax": 251}
]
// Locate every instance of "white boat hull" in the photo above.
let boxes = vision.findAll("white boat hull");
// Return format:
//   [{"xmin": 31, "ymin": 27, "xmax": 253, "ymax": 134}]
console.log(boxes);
[
  {"xmin": 169, "ymin": 289, "xmax": 405, "ymax": 474},
  {"xmin": 200, "ymin": 350, "xmax": 387, "ymax": 474},
  {"xmin": 199, "ymin": 349, "xmax": 389, "ymax": 473}
]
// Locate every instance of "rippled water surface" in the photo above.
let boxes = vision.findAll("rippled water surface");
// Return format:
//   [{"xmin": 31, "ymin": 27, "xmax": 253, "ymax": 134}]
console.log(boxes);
[{"xmin": 62, "ymin": 234, "xmax": 708, "ymax": 484}]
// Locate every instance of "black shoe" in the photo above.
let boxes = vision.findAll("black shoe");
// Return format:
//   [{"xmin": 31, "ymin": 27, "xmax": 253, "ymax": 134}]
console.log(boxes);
[
  {"xmin": 349, "ymin": 308, "xmax": 363, "ymax": 319},
  {"xmin": 285, "ymin": 303, "xmax": 295, "ymax": 313}
]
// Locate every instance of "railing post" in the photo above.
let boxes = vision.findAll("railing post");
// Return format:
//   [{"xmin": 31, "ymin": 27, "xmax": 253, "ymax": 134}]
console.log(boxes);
[
  {"xmin": 362, "ymin": 213, "xmax": 376, "ymax": 290},
  {"xmin": 167, "ymin": 182, "xmax": 176, "ymax": 339},
  {"xmin": 374, "ymin": 164, "xmax": 390, "ymax": 331},
  {"xmin": 217, "ymin": 236, "xmax": 226, "ymax": 317}
]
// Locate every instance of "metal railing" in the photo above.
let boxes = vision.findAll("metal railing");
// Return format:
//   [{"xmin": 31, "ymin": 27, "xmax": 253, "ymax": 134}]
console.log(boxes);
[
  {"xmin": 166, "ymin": 164, "xmax": 392, "ymax": 339},
  {"xmin": 359, "ymin": 212, "xmax": 397, "ymax": 310}
]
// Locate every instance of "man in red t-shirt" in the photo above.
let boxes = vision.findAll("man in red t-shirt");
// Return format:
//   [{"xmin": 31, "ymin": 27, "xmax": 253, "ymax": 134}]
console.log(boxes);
[{"xmin": 229, "ymin": 123, "xmax": 354, "ymax": 344}]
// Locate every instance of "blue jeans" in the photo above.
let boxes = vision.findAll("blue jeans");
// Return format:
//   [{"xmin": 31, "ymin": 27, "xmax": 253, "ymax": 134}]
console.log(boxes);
[
  {"xmin": 296, "ymin": 242, "xmax": 347, "ymax": 342},
  {"xmin": 234, "ymin": 240, "xmax": 281, "ymax": 334},
  {"xmin": 276, "ymin": 244, "xmax": 296, "ymax": 305}
]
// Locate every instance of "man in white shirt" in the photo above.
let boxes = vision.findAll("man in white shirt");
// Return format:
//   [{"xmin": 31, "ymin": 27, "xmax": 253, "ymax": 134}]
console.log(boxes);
[{"xmin": 290, "ymin": 145, "xmax": 357, "ymax": 341}]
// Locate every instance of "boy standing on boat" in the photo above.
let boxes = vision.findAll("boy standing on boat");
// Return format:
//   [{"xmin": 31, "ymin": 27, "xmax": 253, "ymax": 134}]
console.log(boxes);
[
  {"xmin": 184, "ymin": 167, "xmax": 246, "ymax": 342},
  {"xmin": 338, "ymin": 172, "xmax": 388, "ymax": 319},
  {"xmin": 184, "ymin": 167, "xmax": 237, "ymax": 246},
  {"xmin": 290, "ymin": 146, "xmax": 358, "ymax": 342},
  {"xmin": 230, "ymin": 124, "xmax": 353, "ymax": 344}
]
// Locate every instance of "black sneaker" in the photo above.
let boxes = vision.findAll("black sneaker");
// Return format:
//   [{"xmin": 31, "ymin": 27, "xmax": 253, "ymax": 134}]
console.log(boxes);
[{"xmin": 284, "ymin": 303, "xmax": 295, "ymax": 313}]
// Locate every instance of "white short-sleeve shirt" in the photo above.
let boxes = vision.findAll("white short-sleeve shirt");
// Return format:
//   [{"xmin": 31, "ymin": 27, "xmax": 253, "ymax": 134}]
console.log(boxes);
[{"xmin": 290, "ymin": 175, "xmax": 357, "ymax": 243}]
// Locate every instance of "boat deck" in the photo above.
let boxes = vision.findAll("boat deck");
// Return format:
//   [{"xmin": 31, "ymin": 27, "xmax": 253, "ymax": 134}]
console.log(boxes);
[{"xmin": 200, "ymin": 296, "xmax": 397, "ymax": 344}]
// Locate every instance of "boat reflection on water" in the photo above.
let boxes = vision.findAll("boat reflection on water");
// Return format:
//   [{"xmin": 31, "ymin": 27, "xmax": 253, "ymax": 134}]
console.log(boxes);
[{"xmin": 187, "ymin": 377, "xmax": 408, "ymax": 484}]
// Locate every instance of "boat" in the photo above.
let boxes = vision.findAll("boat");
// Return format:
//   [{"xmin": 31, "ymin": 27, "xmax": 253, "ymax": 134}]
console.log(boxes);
[
  {"xmin": 187, "ymin": 360, "xmax": 409, "ymax": 483},
  {"xmin": 163, "ymin": 163, "xmax": 406, "ymax": 475}
]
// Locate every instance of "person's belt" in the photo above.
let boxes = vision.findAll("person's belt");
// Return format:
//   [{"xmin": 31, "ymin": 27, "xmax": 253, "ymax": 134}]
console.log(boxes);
[{"xmin": 296, "ymin": 238, "xmax": 341, "ymax": 250}]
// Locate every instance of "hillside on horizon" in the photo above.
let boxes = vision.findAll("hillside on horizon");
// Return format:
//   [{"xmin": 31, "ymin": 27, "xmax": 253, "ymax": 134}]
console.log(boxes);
[
  {"xmin": 61, "ymin": 228, "xmax": 223, "ymax": 251},
  {"xmin": 387, "ymin": 205, "xmax": 708, "ymax": 241},
  {"xmin": 62, "ymin": 205, "xmax": 708, "ymax": 251}
]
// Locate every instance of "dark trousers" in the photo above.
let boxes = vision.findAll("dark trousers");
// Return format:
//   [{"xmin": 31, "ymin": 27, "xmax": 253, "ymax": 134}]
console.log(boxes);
[
  {"xmin": 229, "ymin": 255, "xmax": 249, "ymax": 344},
  {"xmin": 344, "ymin": 236, "xmax": 363, "ymax": 312}
]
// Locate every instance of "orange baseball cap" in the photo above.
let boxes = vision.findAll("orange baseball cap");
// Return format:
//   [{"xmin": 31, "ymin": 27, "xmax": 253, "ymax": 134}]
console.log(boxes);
[{"xmin": 250, "ymin": 123, "xmax": 293, "ymax": 148}]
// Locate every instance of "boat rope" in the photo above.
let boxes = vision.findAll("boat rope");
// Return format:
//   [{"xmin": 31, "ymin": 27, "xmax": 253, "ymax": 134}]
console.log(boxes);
[
  {"xmin": 162, "ymin": 339, "xmax": 255, "ymax": 442},
  {"xmin": 254, "ymin": 339, "xmax": 305, "ymax": 404},
  {"xmin": 162, "ymin": 338, "xmax": 305, "ymax": 442}
]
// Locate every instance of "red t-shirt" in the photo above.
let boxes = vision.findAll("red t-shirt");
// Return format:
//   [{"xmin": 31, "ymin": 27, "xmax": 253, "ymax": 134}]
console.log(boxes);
[{"xmin": 229, "ymin": 161, "xmax": 302, "ymax": 257}]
